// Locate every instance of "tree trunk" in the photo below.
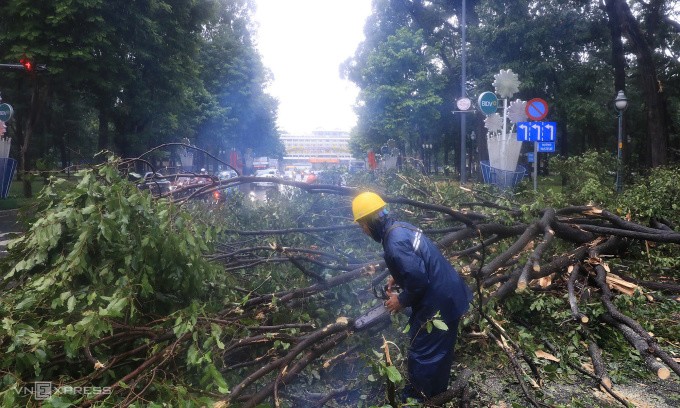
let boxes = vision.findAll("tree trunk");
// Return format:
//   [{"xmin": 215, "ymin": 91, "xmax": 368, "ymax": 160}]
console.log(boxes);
[
  {"xmin": 97, "ymin": 108, "xmax": 109, "ymax": 153},
  {"xmin": 20, "ymin": 77, "xmax": 46, "ymax": 197},
  {"xmin": 609, "ymin": 0, "xmax": 668, "ymax": 168}
]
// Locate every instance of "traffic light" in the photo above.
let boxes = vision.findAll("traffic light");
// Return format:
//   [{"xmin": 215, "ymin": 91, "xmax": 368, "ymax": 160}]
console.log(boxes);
[{"xmin": 19, "ymin": 57, "xmax": 33, "ymax": 72}]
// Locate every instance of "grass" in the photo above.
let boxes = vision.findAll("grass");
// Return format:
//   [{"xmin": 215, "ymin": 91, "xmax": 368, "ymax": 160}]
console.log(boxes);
[{"xmin": 0, "ymin": 178, "xmax": 45, "ymax": 210}]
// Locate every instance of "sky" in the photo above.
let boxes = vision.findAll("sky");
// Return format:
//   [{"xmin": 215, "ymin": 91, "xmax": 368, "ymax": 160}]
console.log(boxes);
[{"xmin": 252, "ymin": 0, "xmax": 373, "ymax": 134}]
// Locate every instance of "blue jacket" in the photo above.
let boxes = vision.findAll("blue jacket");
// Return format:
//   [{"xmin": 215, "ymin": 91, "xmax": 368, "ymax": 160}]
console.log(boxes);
[{"xmin": 380, "ymin": 218, "xmax": 473, "ymax": 326}]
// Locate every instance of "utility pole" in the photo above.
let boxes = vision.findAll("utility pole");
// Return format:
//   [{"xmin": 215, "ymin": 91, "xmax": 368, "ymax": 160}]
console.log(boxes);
[{"xmin": 460, "ymin": 0, "xmax": 467, "ymax": 184}]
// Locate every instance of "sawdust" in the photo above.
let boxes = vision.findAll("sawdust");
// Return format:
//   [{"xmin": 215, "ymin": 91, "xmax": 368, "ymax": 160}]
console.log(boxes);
[{"xmin": 473, "ymin": 368, "xmax": 680, "ymax": 407}]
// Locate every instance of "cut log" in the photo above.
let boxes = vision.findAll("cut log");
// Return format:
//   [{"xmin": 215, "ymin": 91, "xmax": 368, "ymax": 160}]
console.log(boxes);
[
  {"xmin": 567, "ymin": 264, "xmax": 589, "ymax": 324},
  {"xmin": 602, "ymin": 314, "xmax": 672, "ymax": 380},
  {"xmin": 587, "ymin": 342, "xmax": 613, "ymax": 390}
]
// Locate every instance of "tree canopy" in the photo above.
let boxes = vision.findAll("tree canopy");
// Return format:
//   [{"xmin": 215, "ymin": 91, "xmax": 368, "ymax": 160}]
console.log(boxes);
[
  {"xmin": 0, "ymin": 0, "xmax": 281, "ymax": 178},
  {"xmin": 344, "ymin": 0, "xmax": 680, "ymax": 174}
]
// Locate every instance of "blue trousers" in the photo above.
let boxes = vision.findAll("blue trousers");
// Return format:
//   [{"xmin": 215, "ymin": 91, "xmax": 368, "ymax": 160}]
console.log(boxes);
[{"xmin": 402, "ymin": 318, "xmax": 460, "ymax": 401}]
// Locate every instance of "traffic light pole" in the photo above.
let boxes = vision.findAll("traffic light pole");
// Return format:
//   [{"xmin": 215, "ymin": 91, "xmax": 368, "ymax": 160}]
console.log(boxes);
[
  {"xmin": 0, "ymin": 63, "xmax": 26, "ymax": 70},
  {"xmin": 0, "ymin": 63, "xmax": 47, "ymax": 71}
]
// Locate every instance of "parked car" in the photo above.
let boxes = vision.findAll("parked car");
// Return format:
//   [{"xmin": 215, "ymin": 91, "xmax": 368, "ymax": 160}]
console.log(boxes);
[{"xmin": 254, "ymin": 168, "xmax": 279, "ymax": 188}]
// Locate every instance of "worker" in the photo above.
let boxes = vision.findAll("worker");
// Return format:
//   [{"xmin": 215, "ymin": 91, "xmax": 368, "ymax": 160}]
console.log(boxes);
[{"xmin": 352, "ymin": 191, "xmax": 473, "ymax": 402}]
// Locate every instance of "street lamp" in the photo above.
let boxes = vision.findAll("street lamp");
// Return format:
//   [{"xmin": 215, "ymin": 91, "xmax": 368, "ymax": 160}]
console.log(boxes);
[
  {"xmin": 614, "ymin": 90, "xmax": 628, "ymax": 192},
  {"xmin": 469, "ymin": 131, "xmax": 476, "ymax": 178}
]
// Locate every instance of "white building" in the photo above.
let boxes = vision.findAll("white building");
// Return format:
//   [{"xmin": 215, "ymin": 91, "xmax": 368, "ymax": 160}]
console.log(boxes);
[{"xmin": 280, "ymin": 130, "xmax": 358, "ymax": 169}]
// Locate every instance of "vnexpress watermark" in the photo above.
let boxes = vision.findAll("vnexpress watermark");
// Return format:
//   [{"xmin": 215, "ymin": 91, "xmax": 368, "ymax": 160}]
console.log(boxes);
[{"xmin": 20, "ymin": 382, "xmax": 112, "ymax": 400}]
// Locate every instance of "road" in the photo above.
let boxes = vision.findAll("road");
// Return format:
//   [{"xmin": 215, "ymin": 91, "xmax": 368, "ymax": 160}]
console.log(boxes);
[{"xmin": 0, "ymin": 209, "xmax": 22, "ymax": 258}]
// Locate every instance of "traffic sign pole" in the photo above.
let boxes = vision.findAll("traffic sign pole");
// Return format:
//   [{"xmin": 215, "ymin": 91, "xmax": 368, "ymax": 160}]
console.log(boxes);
[{"xmin": 533, "ymin": 142, "xmax": 538, "ymax": 191}]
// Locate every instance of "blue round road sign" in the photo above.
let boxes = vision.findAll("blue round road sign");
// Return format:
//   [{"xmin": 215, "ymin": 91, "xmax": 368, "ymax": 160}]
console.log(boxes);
[
  {"xmin": 526, "ymin": 98, "xmax": 548, "ymax": 121},
  {"xmin": 0, "ymin": 103, "xmax": 13, "ymax": 122},
  {"xmin": 477, "ymin": 92, "xmax": 498, "ymax": 115}
]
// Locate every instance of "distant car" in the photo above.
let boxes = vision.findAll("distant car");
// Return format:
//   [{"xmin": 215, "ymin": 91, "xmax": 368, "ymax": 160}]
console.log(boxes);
[
  {"xmin": 218, "ymin": 170, "xmax": 238, "ymax": 180},
  {"xmin": 138, "ymin": 172, "xmax": 171, "ymax": 196},
  {"xmin": 254, "ymin": 168, "xmax": 279, "ymax": 187},
  {"xmin": 216, "ymin": 169, "xmax": 239, "ymax": 197}
]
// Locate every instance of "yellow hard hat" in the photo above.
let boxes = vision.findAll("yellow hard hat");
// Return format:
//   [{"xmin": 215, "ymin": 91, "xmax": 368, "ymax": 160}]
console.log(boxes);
[{"xmin": 352, "ymin": 192, "xmax": 387, "ymax": 222}]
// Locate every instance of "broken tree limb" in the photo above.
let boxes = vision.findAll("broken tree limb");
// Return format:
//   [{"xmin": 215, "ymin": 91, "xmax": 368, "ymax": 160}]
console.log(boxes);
[
  {"xmin": 223, "ymin": 224, "xmax": 359, "ymax": 236},
  {"xmin": 241, "ymin": 331, "xmax": 350, "ymax": 408},
  {"xmin": 589, "ymin": 239, "xmax": 680, "ymax": 378},
  {"xmin": 424, "ymin": 368, "xmax": 472, "ymax": 407},
  {"xmin": 587, "ymin": 341, "xmax": 613, "ymax": 391},
  {"xmin": 614, "ymin": 272, "xmax": 680, "ymax": 294},
  {"xmin": 517, "ymin": 209, "xmax": 556, "ymax": 291},
  {"xmin": 479, "ymin": 221, "xmax": 541, "ymax": 280},
  {"xmin": 576, "ymin": 224, "xmax": 680, "ymax": 243},
  {"xmin": 550, "ymin": 219, "xmax": 598, "ymax": 243},
  {"xmin": 382, "ymin": 335, "xmax": 398, "ymax": 408},
  {"xmin": 487, "ymin": 331, "xmax": 540, "ymax": 408},
  {"xmin": 287, "ymin": 256, "xmax": 326, "ymax": 283},
  {"xmin": 542, "ymin": 340, "xmax": 631, "ymax": 408},
  {"xmin": 226, "ymin": 321, "xmax": 350, "ymax": 402},
  {"xmin": 232, "ymin": 262, "xmax": 383, "ymax": 310},
  {"xmin": 306, "ymin": 386, "xmax": 351, "ymax": 407},
  {"xmin": 567, "ymin": 264, "xmax": 589, "ymax": 324},
  {"xmin": 483, "ymin": 316, "xmax": 542, "ymax": 386},
  {"xmin": 601, "ymin": 314, "xmax": 672, "ymax": 380}
]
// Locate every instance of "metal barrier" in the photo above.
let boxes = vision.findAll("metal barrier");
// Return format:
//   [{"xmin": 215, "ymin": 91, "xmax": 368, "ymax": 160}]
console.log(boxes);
[
  {"xmin": 480, "ymin": 160, "xmax": 526, "ymax": 190},
  {"xmin": 0, "ymin": 158, "xmax": 17, "ymax": 198}
]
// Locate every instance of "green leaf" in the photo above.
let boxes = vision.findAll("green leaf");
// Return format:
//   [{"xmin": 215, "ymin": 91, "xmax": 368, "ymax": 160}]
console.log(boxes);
[
  {"xmin": 187, "ymin": 344, "xmax": 199, "ymax": 365},
  {"xmin": 385, "ymin": 365, "xmax": 402, "ymax": 383},
  {"xmin": 99, "ymin": 297, "xmax": 128, "ymax": 317},
  {"xmin": 43, "ymin": 395, "xmax": 74, "ymax": 408},
  {"xmin": 432, "ymin": 319, "xmax": 448, "ymax": 331},
  {"xmin": 67, "ymin": 295, "xmax": 76, "ymax": 312}
]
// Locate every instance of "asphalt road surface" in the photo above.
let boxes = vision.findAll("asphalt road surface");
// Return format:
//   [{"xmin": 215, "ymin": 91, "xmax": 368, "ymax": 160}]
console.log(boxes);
[{"xmin": 0, "ymin": 209, "xmax": 22, "ymax": 258}]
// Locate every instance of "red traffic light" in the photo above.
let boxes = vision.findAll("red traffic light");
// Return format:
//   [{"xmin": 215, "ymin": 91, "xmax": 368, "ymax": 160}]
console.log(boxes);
[{"xmin": 20, "ymin": 57, "xmax": 33, "ymax": 72}]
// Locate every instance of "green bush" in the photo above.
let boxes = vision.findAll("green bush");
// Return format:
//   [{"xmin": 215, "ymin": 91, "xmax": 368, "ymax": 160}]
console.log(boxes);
[
  {"xmin": 619, "ymin": 165, "xmax": 680, "ymax": 226},
  {"xmin": 548, "ymin": 150, "xmax": 617, "ymax": 207},
  {"xmin": 0, "ymin": 159, "xmax": 225, "ymax": 405}
]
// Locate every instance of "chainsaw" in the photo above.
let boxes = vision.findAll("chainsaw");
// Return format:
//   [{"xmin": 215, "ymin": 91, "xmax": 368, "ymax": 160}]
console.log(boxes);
[{"xmin": 354, "ymin": 271, "xmax": 401, "ymax": 331}]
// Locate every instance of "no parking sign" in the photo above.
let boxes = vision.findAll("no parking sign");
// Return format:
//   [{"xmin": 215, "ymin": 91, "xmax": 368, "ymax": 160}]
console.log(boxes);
[{"xmin": 525, "ymin": 98, "xmax": 548, "ymax": 121}]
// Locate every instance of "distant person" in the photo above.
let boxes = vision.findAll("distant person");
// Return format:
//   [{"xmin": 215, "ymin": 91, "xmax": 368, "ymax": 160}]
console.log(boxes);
[
  {"xmin": 305, "ymin": 172, "xmax": 317, "ymax": 184},
  {"xmin": 351, "ymin": 192, "xmax": 473, "ymax": 402}
]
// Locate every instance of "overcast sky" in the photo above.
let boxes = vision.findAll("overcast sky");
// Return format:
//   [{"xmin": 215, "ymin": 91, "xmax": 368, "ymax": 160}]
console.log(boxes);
[{"xmin": 252, "ymin": 0, "xmax": 372, "ymax": 134}]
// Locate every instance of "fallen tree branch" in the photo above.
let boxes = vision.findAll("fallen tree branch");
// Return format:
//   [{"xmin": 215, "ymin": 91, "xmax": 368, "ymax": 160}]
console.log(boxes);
[
  {"xmin": 424, "ymin": 368, "xmax": 472, "ymax": 407},
  {"xmin": 601, "ymin": 314, "xmax": 671, "ymax": 380}
]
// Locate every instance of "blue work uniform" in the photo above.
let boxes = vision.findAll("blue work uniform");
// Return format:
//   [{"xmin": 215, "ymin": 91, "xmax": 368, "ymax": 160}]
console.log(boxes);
[{"xmin": 380, "ymin": 218, "xmax": 473, "ymax": 401}]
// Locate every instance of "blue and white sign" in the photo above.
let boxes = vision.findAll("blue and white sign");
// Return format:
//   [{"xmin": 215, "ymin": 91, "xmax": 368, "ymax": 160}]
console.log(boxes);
[
  {"xmin": 527, "ymin": 152, "xmax": 534, "ymax": 163},
  {"xmin": 517, "ymin": 121, "xmax": 557, "ymax": 142},
  {"xmin": 477, "ymin": 92, "xmax": 499, "ymax": 115},
  {"xmin": 537, "ymin": 142, "xmax": 555, "ymax": 152}
]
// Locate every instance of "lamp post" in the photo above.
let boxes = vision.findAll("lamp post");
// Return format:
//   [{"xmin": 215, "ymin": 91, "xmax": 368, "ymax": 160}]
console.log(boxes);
[
  {"xmin": 614, "ymin": 90, "xmax": 628, "ymax": 192},
  {"xmin": 469, "ymin": 131, "xmax": 476, "ymax": 178}
]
